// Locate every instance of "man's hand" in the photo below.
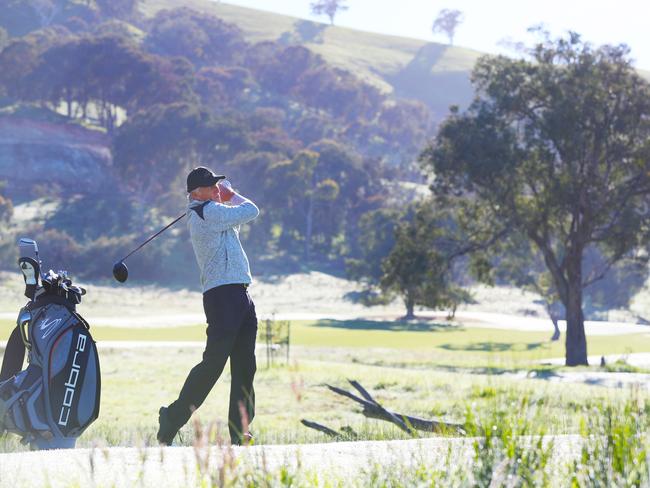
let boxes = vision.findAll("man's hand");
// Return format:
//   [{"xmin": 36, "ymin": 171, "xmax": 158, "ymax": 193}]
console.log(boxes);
[{"xmin": 217, "ymin": 181, "xmax": 235, "ymax": 202}]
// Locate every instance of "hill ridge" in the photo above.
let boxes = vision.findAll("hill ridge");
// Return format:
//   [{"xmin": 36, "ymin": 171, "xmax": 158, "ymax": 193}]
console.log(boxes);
[{"xmin": 142, "ymin": 0, "xmax": 480, "ymax": 110}]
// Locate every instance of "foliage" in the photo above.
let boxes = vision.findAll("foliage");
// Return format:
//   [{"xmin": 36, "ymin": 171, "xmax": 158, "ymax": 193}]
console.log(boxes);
[
  {"xmin": 0, "ymin": 6, "xmax": 429, "ymax": 166},
  {"xmin": 113, "ymin": 102, "xmax": 250, "ymax": 198},
  {"xmin": 472, "ymin": 234, "xmax": 647, "ymax": 340},
  {"xmin": 464, "ymin": 396, "xmax": 554, "ymax": 487},
  {"xmin": 44, "ymin": 194, "xmax": 139, "ymax": 241},
  {"xmin": 0, "ymin": 0, "xmax": 97, "ymax": 37},
  {"xmin": 0, "ymin": 26, "xmax": 8, "ymax": 50},
  {"xmin": 432, "ymin": 8, "xmax": 464, "ymax": 45},
  {"xmin": 421, "ymin": 31, "xmax": 650, "ymax": 365},
  {"xmin": 195, "ymin": 66, "xmax": 256, "ymax": 108},
  {"xmin": 145, "ymin": 8, "xmax": 245, "ymax": 66},
  {"xmin": 243, "ymin": 138, "xmax": 381, "ymax": 261},
  {"xmin": 374, "ymin": 99, "xmax": 432, "ymax": 157},
  {"xmin": 0, "ymin": 34, "xmax": 45, "ymax": 101},
  {"xmin": 0, "ymin": 181, "xmax": 13, "ymax": 222},
  {"xmin": 35, "ymin": 227, "xmax": 82, "ymax": 271},
  {"xmin": 570, "ymin": 400, "xmax": 649, "ymax": 487},
  {"xmin": 380, "ymin": 202, "xmax": 471, "ymax": 319},
  {"xmin": 293, "ymin": 64, "xmax": 384, "ymax": 122},
  {"xmin": 247, "ymin": 44, "xmax": 320, "ymax": 95},
  {"xmin": 2, "ymin": 33, "xmax": 195, "ymax": 131},
  {"xmin": 345, "ymin": 208, "xmax": 401, "ymax": 286},
  {"xmin": 0, "ymin": 0, "xmax": 57, "ymax": 37},
  {"xmin": 264, "ymin": 150, "xmax": 340, "ymax": 260},
  {"xmin": 581, "ymin": 249, "xmax": 648, "ymax": 315},
  {"xmin": 309, "ymin": 0, "xmax": 348, "ymax": 25},
  {"xmin": 0, "ymin": 0, "xmax": 436, "ymax": 279},
  {"xmin": 95, "ymin": 0, "xmax": 138, "ymax": 21},
  {"xmin": 243, "ymin": 40, "xmax": 389, "ymax": 126}
]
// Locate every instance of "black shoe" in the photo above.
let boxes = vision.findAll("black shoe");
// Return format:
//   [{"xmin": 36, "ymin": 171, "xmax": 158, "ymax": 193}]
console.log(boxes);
[
  {"xmin": 232, "ymin": 431, "xmax": 254, "ymax": 446},
  {"xmin": 157, "ymin": 407, "xmax": 179, "ymax": 446}
]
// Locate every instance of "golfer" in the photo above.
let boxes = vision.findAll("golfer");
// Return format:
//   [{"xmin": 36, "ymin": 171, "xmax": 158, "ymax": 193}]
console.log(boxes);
[{"xmin": 157, "ymin": 166, "xmax": 259, "ymax": 445}]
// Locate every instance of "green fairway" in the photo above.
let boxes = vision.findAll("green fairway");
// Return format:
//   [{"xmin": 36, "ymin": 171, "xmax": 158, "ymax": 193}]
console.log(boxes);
[{"xmin": 3, "ymin": 317, "xmax": 648, "ymax": 369}]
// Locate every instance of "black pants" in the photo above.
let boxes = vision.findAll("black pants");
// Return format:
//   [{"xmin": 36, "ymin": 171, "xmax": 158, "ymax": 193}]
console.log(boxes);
[{"xmin": 167, "ymin": 284, "xmax": 257, "ymax": 444}]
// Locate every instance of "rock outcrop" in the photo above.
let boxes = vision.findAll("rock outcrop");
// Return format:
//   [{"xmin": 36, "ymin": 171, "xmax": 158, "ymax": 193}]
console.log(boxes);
[{"xmin": 0, "ymin": 115, "xmax": 114, "ymax": 195}]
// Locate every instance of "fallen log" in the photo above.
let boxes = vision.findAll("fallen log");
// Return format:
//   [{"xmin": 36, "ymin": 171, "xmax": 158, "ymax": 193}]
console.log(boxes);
[{"xmin": 327, "ymin": 380, "xmax": 466, "ymax": 436}]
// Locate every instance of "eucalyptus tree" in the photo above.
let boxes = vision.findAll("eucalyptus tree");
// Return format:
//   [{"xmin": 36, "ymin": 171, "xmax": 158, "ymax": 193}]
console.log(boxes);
[
  {"xmin": 432, "ymin": 9, "xmax": 464, "ymax": 45},
  {"xmin": 421, "ymin": 32, "xmax": 650, "ymax": 365},
  {"xmin": 379, "ymin": 202, "xmax": 471, "ymax": 320},
  {"xmin": 309, "ymin": 0, "xmax": 348, "ymax": 25}
]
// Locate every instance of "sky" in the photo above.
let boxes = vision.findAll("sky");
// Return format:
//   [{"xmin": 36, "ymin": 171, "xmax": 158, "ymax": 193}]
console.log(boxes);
[{"xmin": 218, "ymin": 0, "xmax": 650, "ymax": 70}]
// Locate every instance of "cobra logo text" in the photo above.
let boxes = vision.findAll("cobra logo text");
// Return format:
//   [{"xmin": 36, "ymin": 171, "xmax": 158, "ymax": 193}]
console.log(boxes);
[{"xmin": 58, "ymin": 334, "xmax": 87, "ymax": 427}]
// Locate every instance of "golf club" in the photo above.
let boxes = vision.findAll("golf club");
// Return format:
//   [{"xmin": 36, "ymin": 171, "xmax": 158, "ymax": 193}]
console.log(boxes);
[{"xmin": 112, "ymin": 212, "xmax": 187, "ymax": 283}]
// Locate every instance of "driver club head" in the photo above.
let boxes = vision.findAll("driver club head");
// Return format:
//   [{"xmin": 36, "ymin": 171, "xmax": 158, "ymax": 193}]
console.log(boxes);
[{"xmin": 112, "ymin": 261, "xmax": 129, "ymax": 283}]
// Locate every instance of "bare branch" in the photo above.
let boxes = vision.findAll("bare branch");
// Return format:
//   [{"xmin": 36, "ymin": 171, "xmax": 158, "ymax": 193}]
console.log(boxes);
[
  {"xmin": 582, "ymin": 249, "xmax": 628, "ymax": 288},
  {"xmin": 348, "ymin": 379, "xmax": 376, "ymax": 403},
  {"xmin": 300, "ymin": 419, "xmax": 339, "ymax": 437},
  {"xmin": 443, "ymin": 224, "xmax": 512, "ymax": 261}
]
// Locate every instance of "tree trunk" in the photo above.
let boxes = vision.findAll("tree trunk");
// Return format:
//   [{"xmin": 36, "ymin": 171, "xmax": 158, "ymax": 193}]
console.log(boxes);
[
  {"xmin": 544, "ymin": 299, "xmax": 561, "ymax": 341},
  {"xmin": 446, "ymin": 302, "xmax": 458, "ymax": 320},
  {"xmin": 551, "ymin": 318, "xmax": 561, "ymax": 341},
  {"xmin": 79, "ymin": 91, "xmax": 89, "ymax": 120},
  {"xmin": 564, "ymin": 253, "xmax": 588, "ymax": 366},
  {"xmin": 305, "ymin": 192, "xmax": 313, "ymax": 263},
  {"xmin": 106, "ymin": 105, "xmax": 116, "ymax": 135},
  {"xmin": 404, "ymin": 294, "xmax": 415, "ymax": 320}
]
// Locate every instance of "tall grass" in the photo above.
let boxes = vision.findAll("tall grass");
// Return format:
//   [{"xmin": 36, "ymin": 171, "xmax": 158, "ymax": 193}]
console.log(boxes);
[
  {"xmin": 2, "ymin": 343, "xmax": 649, "ymax": 486},
  {"xmin": 463, "ymin": 395, "xmax": 555, "ymax": 487},
  {"xmin": 570, "ymin": 394, "xmax": 649, "ymax": 487},
  {"xmin": 189, "ymin": 394, "xmax": 647, "ymax": 487},
  {"xmin": 1, "ymin": 394, "xmax": 648, "ymax": 486}
]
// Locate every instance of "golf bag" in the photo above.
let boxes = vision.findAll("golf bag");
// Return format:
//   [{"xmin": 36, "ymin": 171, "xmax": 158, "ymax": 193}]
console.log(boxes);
[{"xmin": 0, "ymin": 238, "xmax": 100, "ymax": 450}]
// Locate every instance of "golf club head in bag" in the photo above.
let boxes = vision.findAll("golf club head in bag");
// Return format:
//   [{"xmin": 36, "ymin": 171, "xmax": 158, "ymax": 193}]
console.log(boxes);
[
  {"xmin": 0, "ymin": 238, "xmax": 100, "ymax": 450},
  {"xmin": 18, "ymin": 238, "xmax": 40, "ymax": 300}
]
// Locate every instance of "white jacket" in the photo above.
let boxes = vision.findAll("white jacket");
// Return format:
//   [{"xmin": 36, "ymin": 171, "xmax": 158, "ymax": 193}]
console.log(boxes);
[{"xmin": 187, "ymin": 198, "xmax": 259, "ymax": 293}]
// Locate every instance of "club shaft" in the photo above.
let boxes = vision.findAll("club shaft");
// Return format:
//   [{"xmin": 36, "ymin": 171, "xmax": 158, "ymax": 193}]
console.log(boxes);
[{"xmin": 120, "ymin": 213, "xmax": 186, "ymax": 262}]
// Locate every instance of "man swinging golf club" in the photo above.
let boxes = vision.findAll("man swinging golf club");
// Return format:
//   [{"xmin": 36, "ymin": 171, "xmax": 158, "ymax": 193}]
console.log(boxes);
[{"xmin": 157, "ymin": 166, "xmax": 259, "ymax": 446}]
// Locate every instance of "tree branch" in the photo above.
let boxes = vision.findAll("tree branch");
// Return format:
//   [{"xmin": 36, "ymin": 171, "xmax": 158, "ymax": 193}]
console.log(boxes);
[
  {"xmin": 326, "ymin": 381, "xmax": 466, "ymax": 435},
  {"xmin": 582, "ymin": 248, "xmax": 631, "ymax": 288},
  {"xmin": 300, "ymin": 419, "xmax": 340, "ymax": 437}
]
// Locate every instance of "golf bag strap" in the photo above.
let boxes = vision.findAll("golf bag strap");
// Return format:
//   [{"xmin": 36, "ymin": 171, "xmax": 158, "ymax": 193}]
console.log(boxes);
[
  {"xmin": 72, "ymin": 310, "xmax": 91, "ymax": 331},
  {"xmin": 190, "ymin": 201, "xmax": 211, "ymax": 220},
  {"xmin": 0, "ymin": 326, "xmax": 25, "ymax": 382}
]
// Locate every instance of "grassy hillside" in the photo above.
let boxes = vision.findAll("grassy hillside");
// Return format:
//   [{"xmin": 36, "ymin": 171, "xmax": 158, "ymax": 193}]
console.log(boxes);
[
  {"xmin": 142, "ymin": 0, "xmax": 481, "ymax": 113},
  {"xmin": 142, "ymin": 0, "xmax": 650, "ymax": 113}
]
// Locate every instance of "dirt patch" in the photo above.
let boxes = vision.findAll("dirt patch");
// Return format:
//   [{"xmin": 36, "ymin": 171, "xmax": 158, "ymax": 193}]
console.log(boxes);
[{"xmin": 0, "ymin": 116, "xmax": 113, "ymax": 194}]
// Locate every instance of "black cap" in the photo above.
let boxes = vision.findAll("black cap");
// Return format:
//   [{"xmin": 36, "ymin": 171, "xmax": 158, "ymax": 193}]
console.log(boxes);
[{"xmin": 186, "ymin": 166, "xmax": 226, "ymax": 193}]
